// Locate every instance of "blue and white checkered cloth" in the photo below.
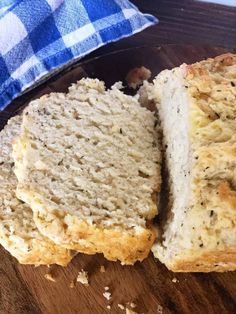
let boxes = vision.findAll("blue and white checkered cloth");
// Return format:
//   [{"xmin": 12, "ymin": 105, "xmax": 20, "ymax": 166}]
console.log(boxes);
[{"xmin": 0, "ymin": 0, "xmax": 157, "ymax": 110}]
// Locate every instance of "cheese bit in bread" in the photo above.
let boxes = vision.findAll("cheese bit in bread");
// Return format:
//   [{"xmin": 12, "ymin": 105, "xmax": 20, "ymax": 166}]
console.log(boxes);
[
  {"xmin": 0, "ymin": 116, "xmax": 72, "ymax": 266},
  {"xmin": 13, "ymin": 78, "xmax": 161, "ymax": 265},
  {"xmin": 150, "ymin": 53, "xmax": 236, "ymax": 272}
]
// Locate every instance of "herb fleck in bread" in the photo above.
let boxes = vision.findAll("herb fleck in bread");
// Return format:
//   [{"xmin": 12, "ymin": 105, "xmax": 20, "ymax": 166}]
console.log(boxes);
[
  {"xmin": 13, "ymin": 79, "xmax": 161, "ymax": 265},
  {"xmin": 0, "ymin": 116, "xmax": 72, "ymax": 265},
  {"xmin": 151, "ymin": 53, "xmax": 236, "ymax": 272}
]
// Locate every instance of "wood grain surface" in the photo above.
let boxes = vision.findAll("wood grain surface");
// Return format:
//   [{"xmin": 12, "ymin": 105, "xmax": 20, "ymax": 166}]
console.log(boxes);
[{"xmin": 0, "ymin": 45, "xmax": 236, "ymax": 314}]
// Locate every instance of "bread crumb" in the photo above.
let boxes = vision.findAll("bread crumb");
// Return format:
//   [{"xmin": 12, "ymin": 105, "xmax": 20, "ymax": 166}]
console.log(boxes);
[
  {"xmin": 100, "ymin": 265, "xmax": 106, "ymax": 273},
  {"xmin": 126, "ymin": 66, "xmax": 151, "ymax": 89},
  {"xmin": 112, "ymin": 81, "xmax": 123, "ymax": 90},
  {"xmin": 103, "ymin": 292, "xmax": 111, "ymax": 301},
  {"xmin": 44, "ymin": 273, "xmax": 56, "ymax": 282},
  {"xmin": 118, "ymin": 304, "xmax": 125, "ymax": 310},
  {"xmin": 77, "ymin": 269, "xmax": 89, "ymax": 286},
  {"xmin": 107, "ymin": 305, "xmax": 111, "ymax": 310},
  {"xmin": 129, "ymin": 302, "xmax": 136, "ymax": 308},
  {"xmin": 104, "ymin": 286, "xmax": 109, "ymax": 291},
  {"xmin": 69, "ymin": 281, "xmax": 75, "ymax": 288},
  {"xmin": 172, "ymin": 277, "xmax": 178, "ymax": 283},
  {"xmin": 157, "ymin": 304, "xmax": 163, "ymax": 314},
  {"xmin": 125, "ymin": 308, "xmax": 138, "ymax": 314}
]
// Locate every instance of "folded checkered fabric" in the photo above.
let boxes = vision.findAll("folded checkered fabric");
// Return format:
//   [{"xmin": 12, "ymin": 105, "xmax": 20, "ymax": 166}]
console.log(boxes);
[{"xmin": 0, "ymin": 0, "xmax": 157, "ymax": 110}]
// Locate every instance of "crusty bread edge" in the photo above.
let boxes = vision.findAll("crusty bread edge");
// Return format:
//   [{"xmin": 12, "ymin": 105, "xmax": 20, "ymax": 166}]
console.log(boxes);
[
  {"xmin": 35, "ymin": 214, "xmax": 158, "ymax": 265},
  {"xmin": 15, "ymin": 180, "xmax": 158, "ymax": 265},
  {"xmin": 158, "ymin": 180, "xmax": 236, "ymax": 272},
  {"xmin": 8, "ymin": 240, "xmax": 73, "ymax": 266},
  {"xmin": 163, "ymin": 248, "xmax": 236, "ymax": 272},
  {"xmin": 173, "ymin": 53, "xmax": 236, "ymax": 272},
  {"xmin": 151, "ymin": 53, "xmax": 236, "ymax": 272}
]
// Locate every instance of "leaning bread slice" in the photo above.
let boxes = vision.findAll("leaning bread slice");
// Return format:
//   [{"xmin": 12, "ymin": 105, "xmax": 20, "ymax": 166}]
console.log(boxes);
[
  {"xmin": 13, "ymin": 79, "xmax": 161, "ymax": 265},
  {"xmin": 0, "ymin": 116, "xmax": 72, "ymax": 265},
  {"xmin": 151, "ymin": 53, "xmax": 236, "ymax": 272}
]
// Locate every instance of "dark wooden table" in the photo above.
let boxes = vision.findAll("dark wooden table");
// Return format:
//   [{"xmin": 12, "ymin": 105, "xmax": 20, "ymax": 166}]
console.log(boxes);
[
  {"xmin": 0, "ymin": 2, "xmax": 236, "ymax": 314},
  {"xmin": 89, "ymin": 0, "xmax": 236, "ymax": 58},
  {"xmin": 1, "ymin": 44, "xmax": 235, "ymax": 314}
]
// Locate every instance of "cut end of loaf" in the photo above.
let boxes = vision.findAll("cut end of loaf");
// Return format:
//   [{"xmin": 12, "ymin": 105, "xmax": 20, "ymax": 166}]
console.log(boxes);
[{"xmin": 151, "ymin": 53, "xmax": 236, "ymax": 272}]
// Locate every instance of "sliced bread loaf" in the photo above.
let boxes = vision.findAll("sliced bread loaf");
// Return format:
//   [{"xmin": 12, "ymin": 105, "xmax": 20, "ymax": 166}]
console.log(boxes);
[
  {"xmin": 0, "ymin": 116, "xmax": 72, "ymax": 265},
  {"xmin": 150, "ymin": 53, "xmax": 236, "ymax": 272},
  {"xmin": 13, "ymin": 79, "xmax": 161, "ymax": 265}
]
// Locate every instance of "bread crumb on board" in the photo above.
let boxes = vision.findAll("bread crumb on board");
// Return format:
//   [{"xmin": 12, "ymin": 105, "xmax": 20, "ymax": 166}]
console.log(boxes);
[
  {"xmin": 117, "ymin": 303, "xmax": 137, "ymax": 313},
  {"xmin": 129, "ymin": 302, "xmax": 137, "ymax": 309},
  {"xmin": 76, "ymin": 269, "xmax": 89, "ymax": 286},
  {"xmin": 126, "ymin": 66, "xmax": 151, "ymax": 89},
  {"xmin": 172, "ymin": 277, "xmax": 178, "ymax": 283},
  {"xmin": 103, "ymin": 286, "xmax": 112, "ymax": 300},
  {"xmin": 107, "ymin": 305, "xmax": 111, "ymax": 310},
  {"xmin": 118, "ymin": 302, "xmax": 137, "ymax": 311},
  {"xmin": 157, "ymin": 304, "xmax": 163, "ymax": 314},
  {"xmin": 118, "ymin": 304, "xmax": 125, "ymax": 310},
  {"xmin": 125, "ymin": 308, "xmax": 138, "ymax": 314},
  {"xmin": 44, "ymin": 273, "xmax": 56, "ymax": 282},
  {"xmin": 69, "ymin": 281, "xmax": 75, "ymax": 288},
  {"xmin": 100, "ymin": 265, "xmax": 106, "ymax": 273},
  {"xmin": 103, "ymin": 291, "xmax": 111, "ymax": 301}
]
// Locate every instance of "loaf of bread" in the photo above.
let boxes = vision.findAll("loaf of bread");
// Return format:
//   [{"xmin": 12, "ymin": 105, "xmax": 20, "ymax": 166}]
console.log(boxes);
[
  {"xmin": 0, "ymin": 116, "xmax": 72, "ymax": 265},
  {"xmin": 150, "ymin": 53, "xmax": 236, "ymax": 271},
  {"xmin": 13, "ymin": 78, "xmax": 161, "ymax": 265}
]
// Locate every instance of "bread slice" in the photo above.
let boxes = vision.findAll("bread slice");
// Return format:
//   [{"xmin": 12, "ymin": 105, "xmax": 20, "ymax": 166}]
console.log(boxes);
[
  {"xmin": 0, "ymin": 116, "xmax": 72, "ymax": 265},
  {"xmin": 13, "ymin": 79, "xmax": 161, "ymax": 265},
  {"xmin": 150, "ymin": 53, "xmax": 236, "ymax": 272}
]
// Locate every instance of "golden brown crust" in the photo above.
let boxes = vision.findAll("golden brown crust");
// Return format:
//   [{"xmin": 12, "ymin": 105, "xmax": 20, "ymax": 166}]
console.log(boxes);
[
  {"xmin": 186, "ymin": 53, "xmax": 236, "ymax": 78},
  {"xmin": 186, "ymin": 63, "xmax": 209, "ymax": 78},
  {"xmin": 214, "ymin": 53, "xmax": 236, "ymax": 69},
  {"xmin": 15, "ymin": 241, "xmax": 73, "ymax": 266},
  {"xmin": 17, "ymin": 171, "xmax": 159, "ymax": 265},
  {"xmin": 35, "ymin": 215, "xmax": 157, "ymax": 265},
  {"xmin": 165, "ymin": 248, "xmax": 236, "ymax": 272}
]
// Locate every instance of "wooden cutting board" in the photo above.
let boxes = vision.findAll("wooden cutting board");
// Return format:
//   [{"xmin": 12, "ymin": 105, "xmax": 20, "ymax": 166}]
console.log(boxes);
[{"xmin": 0, "ymin": 45, "xmax": 235, "ymax": 314}]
